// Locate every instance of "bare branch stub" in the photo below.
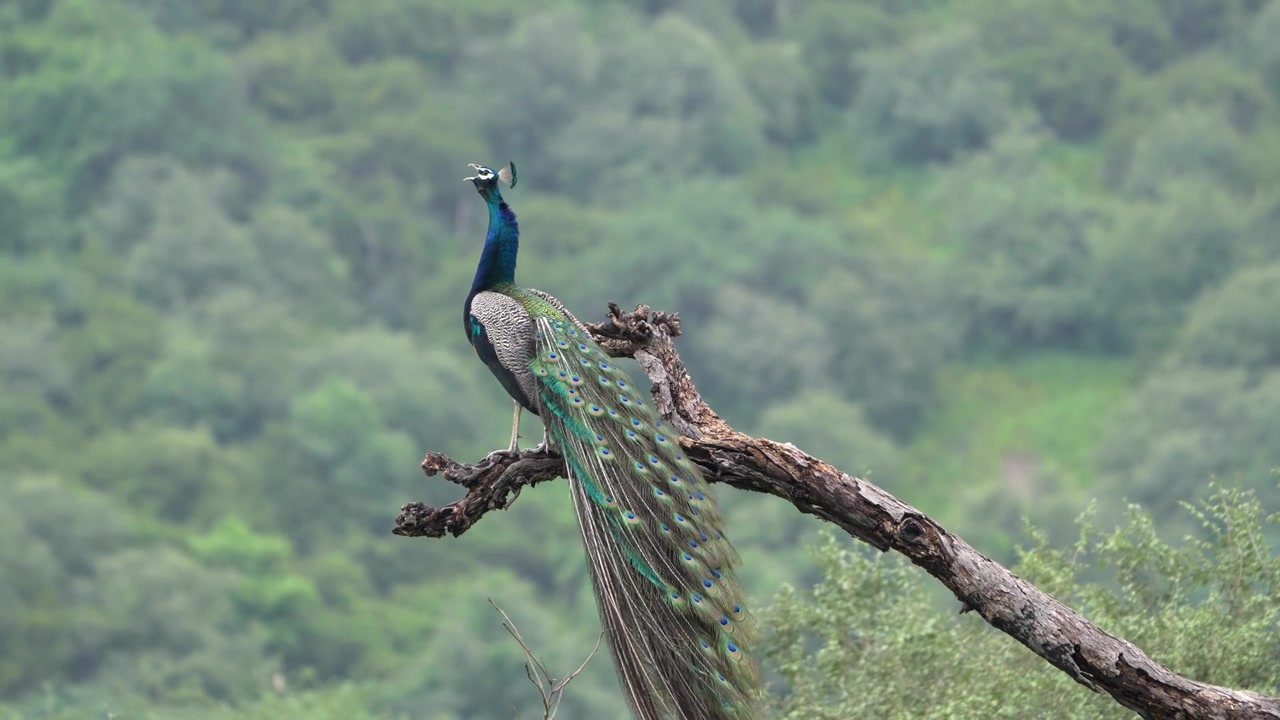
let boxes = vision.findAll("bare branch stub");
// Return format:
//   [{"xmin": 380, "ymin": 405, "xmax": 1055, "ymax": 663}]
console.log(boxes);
[
  {"xmin": 397, "ymin": 304, "xmax": 1280, "ymax": 720},
  {"xmin": 394, "ymin": 451, "xmax": 563, "ymax": 538}
]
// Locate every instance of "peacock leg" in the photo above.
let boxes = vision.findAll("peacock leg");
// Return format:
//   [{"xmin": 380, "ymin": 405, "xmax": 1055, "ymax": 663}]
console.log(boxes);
[
  {"xmin": 530, "ymin": 426, "xmax": 550, "ymax": 454},
  {"xmin": 507, "ymin": 401, "xmax": 521, "ymax": 452},
  {"xmin": 483, "ymin": 402, "xmax": 522, "ymax": 463}
]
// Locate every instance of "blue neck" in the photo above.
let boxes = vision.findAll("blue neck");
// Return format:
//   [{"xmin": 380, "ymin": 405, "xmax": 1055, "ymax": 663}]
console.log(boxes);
[{"xmin": 469, "ymin": 191, "xmax": 518, "ymax": 294}]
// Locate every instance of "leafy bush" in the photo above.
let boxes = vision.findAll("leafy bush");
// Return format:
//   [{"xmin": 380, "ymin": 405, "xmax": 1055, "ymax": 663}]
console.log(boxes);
[
  {"xmin": 548, "ymin": 13, "xmax": 766, "ymax": 196},
  {"xmin": 1120, "ymin": 106, "xmax": 1251, "ymax": 197},
  {"xmin": 2, "ymin": 0, "xmax": 267, "ymax": 199},
  {"xmin": 785, "ymin": 2, "xmax": 900, "ymax": 106},
  {"xmin": 1256, "ymin": 1, "xmax": 1280, "ymax": 96},
  {"xmin": 328, "ymin": 0, "xmax": 515, "ymax": 71},
  {"xmin": 756, "ymin": 392, "xmax": 901, "ymax": 481},
  {"xmin": 1098, "ymin": 369, "xmax": 1280, "ymax": 518},
  {"xmin": 692, "ymin": 284, "xmax": 831, "ymax": 422},
  {"xmin": 1098, "ymin": 262, "xmax": 1280, "ymax": 515},
  {"xmin": 1155, "ymin": 0, "xmax": 1249, "ymax": 51},
  {"xmin": 1092, "ymin": 177, "xmax": 1262, "ymax": 356},
  {"xmin": 932, "ymin": 129, "xmax": 1106, "ymax": 352},
  {"xmin": 1102, "ymin": 55, "xmax": 1272, "ymax": 191},
  {"xmin": 1170, "ymin": 261, "xmax": 1280, "ymax": 370},
  {"xmin": 806, "ymin": 256, "xmax": 959, "ymax": 439},
  {"xmin": 737, "ymin": 41, "xmax": 819, "ymax": 146},
  {"xmin": 765, "ymin": 485, "xmax": 1280, "ymax": 718},
  {"xmin": 854, "ymin": 27, "xmax": 1015, "ymax": 165},
  {"xmin": 979, "ymin": 1, "xmax": 1131, "ymax": 139}
]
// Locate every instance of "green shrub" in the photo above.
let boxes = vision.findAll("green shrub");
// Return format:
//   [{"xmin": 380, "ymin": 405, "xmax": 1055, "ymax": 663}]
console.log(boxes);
[{"xmin": 765, "ymin": 484, "xmax": 1280, "ymax": 718}]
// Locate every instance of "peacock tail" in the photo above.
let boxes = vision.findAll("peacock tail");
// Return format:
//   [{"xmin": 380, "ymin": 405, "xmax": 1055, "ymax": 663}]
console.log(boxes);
[{"xmin": 462, "ymin": 163, "xmax": 761, "ymax": 720}]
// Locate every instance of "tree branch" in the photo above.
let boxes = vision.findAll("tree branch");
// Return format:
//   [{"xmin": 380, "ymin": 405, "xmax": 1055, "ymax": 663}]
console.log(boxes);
[{"xmin": 394, "ymin": 303, "xmax": 1280, "ymax": 720}]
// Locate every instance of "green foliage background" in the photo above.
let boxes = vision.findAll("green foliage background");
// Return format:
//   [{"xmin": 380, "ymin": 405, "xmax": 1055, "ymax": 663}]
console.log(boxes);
[{"xmin": 0, "ymin": 0, "xmax": 1278, "ymax": 716}]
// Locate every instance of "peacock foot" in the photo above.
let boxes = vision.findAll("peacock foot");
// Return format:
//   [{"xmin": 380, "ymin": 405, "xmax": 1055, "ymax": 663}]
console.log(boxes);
[{"xmin": 480, "ymin": 447, "xmax": 520, "ymax": 465}]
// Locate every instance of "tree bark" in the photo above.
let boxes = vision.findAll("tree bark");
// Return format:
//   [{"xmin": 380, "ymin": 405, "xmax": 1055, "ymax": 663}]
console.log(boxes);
[{"xmin": 394, "ymin": 303, "xmax": 1280, "ymax": 720}]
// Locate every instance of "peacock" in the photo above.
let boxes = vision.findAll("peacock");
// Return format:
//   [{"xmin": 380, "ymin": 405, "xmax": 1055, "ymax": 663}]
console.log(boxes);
[{"xmin": 461, "ymin": 162, "xmax": 761, "ymax": 720}]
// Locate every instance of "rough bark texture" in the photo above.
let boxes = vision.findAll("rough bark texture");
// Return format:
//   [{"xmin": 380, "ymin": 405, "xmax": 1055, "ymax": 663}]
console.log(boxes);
[{"xmin": 395, "ymin": 303, "xmax": 1280, "ymax": 720}]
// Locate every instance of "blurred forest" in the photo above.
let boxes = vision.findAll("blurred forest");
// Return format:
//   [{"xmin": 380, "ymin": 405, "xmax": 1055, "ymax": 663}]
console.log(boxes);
[{"xmin": 1, "ymin": 0, "xmax": 1278, "ymax": 717}]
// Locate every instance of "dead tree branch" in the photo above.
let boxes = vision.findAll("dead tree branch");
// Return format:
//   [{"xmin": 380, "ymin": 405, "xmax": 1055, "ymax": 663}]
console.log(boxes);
[{"xmin": 395, "ymin": 303, "xmax": 1280, "ymax": 720}]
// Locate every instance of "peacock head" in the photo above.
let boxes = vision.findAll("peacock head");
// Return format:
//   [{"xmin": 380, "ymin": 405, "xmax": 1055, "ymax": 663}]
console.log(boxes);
[{"xmin": 464, "ymin": 162, "xmax": 517, "ymax": 201}]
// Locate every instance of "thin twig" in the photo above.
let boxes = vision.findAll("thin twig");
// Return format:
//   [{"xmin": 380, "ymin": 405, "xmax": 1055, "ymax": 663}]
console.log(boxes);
[{"xmin": 489, "ymin": 598, "xmax": 606, "ymax": 720}]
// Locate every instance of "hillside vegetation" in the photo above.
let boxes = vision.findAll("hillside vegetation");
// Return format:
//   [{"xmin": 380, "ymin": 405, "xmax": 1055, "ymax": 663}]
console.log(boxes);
[{"xmin": 1, "ymin": 0, "xmax": 1278, "ymax": 717}]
